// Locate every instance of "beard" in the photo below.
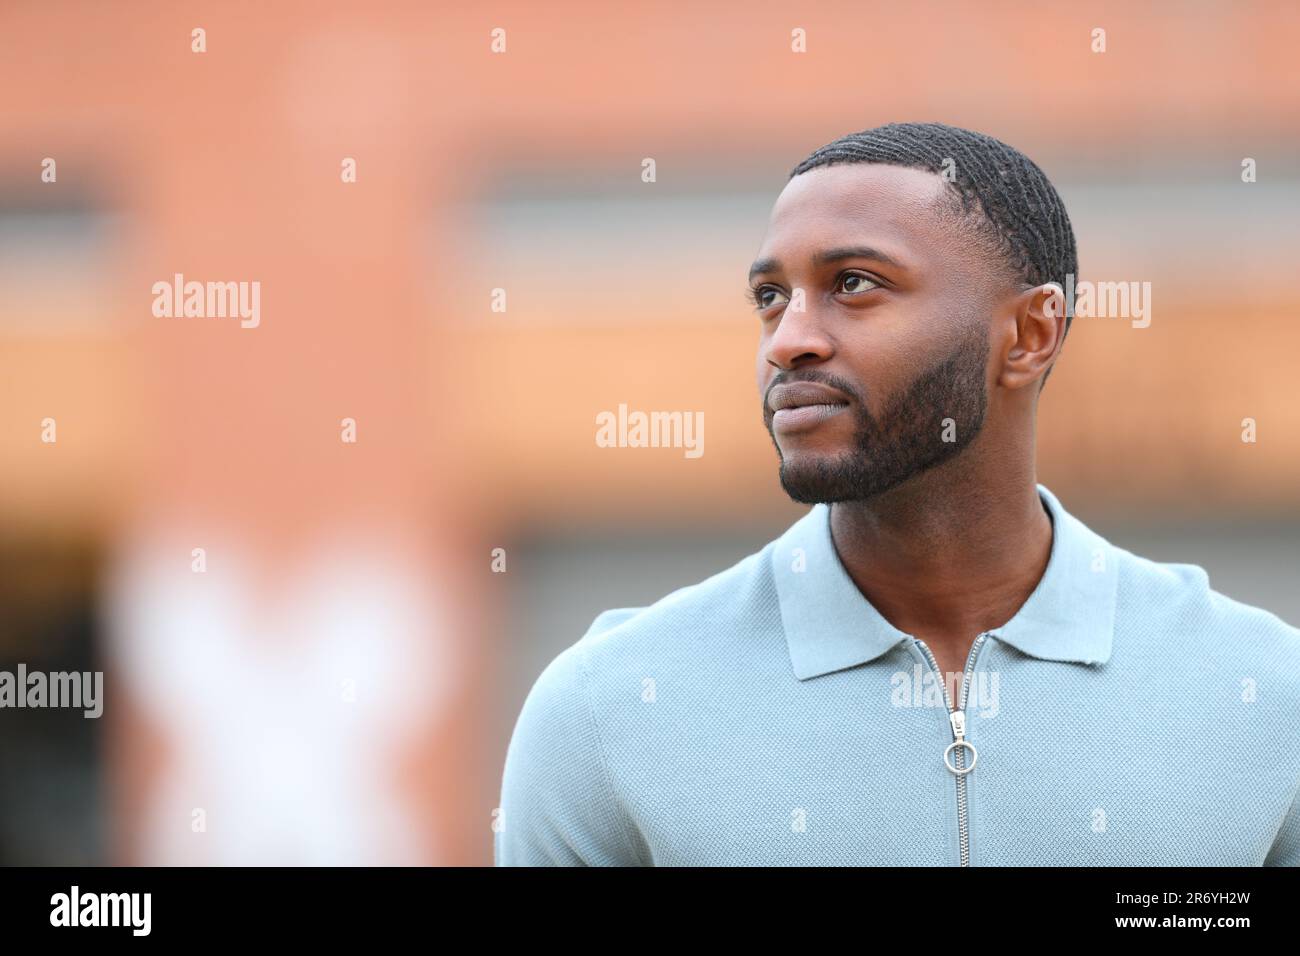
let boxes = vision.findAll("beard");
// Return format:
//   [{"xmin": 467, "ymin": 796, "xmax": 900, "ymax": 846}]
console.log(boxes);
[{"xmin": 766, "ymin": 328, "xmax": 990, "ymax": 504}]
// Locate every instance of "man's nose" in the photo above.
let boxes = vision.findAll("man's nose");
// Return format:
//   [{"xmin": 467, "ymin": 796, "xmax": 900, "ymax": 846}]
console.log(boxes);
[{"xmin": 763, "ymin": 294, "xmax": 833, "ymax": 369}]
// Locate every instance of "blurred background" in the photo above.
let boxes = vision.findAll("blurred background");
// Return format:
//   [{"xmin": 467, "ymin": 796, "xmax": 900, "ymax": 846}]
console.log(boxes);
[{"xmin": 0, "ymin": 0, "xmax": 1297, "ymax": 864}]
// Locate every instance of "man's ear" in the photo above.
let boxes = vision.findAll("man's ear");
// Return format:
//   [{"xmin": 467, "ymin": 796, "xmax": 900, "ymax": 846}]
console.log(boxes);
[{"xmin": 998, "ymin": 283, "xmax": 1067, "ymax": 391}]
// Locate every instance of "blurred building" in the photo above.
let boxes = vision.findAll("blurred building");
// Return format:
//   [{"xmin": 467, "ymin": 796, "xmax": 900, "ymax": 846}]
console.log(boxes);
[{"xmin": 0, "ymin": 1, "xmax": 1296, "ymax": 864}]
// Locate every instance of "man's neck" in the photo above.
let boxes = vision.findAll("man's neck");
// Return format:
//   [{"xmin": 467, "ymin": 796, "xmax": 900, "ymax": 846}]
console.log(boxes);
[{"xmin": 828, "ymin": 464, "xmax": 1053, "ymax": 646}]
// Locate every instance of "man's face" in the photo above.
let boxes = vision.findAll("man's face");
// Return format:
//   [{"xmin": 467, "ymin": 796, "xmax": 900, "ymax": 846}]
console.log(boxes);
[{"xmin": 750, "ymin": 163, "xmax": 1006, "ymax": 504}]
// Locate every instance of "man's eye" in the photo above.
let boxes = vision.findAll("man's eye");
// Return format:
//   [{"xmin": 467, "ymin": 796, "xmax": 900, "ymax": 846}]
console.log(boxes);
[
  {"xmin": 839, "ymin": 273, "xmax": 880, "ymax": 294},
  {"xmin": 748, "ymin": 285, "xmax": 788, "ymax": 310}
]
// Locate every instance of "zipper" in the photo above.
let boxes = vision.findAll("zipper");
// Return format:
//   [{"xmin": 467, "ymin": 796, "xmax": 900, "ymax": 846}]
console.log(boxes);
[{"xmin": 913, "ymin": 631, "xmax": 990, "ymax": 867}]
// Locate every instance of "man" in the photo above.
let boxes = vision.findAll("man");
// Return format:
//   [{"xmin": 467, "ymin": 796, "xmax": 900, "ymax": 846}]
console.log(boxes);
[{"xmin": 494, "ymin": 122, "xmax": 1300, "ymax": 866}]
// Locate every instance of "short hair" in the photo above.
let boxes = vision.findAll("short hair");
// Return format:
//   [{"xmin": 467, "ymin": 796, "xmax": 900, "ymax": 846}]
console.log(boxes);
[{"xmin": 789, "ymin": 122, "xmax": 1077, "ymax": 383}]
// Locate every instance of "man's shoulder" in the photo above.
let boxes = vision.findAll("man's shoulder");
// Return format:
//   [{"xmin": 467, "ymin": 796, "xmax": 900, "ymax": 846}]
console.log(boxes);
[
  {"xmin": 498, "ymin": 531, "xmax": 788, "ymax": 866},
  {"xmin": 580, "ymin": 540, "xmax": 779, "ymax": 651},
  {"xmin": 1111, "ymin": 542, "xmax": 1300, "ymax": 666},
  {"xmin": 518, "ymin": 531, "xmax": 788, "ymax": 721}
]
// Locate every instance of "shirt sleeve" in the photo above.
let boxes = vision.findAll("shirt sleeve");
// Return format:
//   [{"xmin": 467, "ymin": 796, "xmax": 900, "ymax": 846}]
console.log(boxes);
[
  {"xmin": 493, "ymin": 639, "xmax": 645, "ymax": 866},
  {"xmin": 1264, "ymin": 780, "xmax": 1300, "ymax": 866}
]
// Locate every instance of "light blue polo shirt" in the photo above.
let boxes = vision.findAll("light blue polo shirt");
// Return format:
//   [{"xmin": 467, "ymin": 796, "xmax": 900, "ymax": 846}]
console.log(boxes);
[{"xmin": 494, "ymin": 484, "xmax": 1300, "ymax": 865}]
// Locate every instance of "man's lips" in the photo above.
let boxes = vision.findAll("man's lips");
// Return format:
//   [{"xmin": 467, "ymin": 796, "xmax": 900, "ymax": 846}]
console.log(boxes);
[
  {"xmin": 766, "ymin": 381, "xmax": 851, "ymax": 434},
  {"xmin": 767, "ymin": 381, "xmax": 852, "ymax": 411},
  {"xmin": 771, "ymin": 403, "xmax": 849, "ymax": 432}
]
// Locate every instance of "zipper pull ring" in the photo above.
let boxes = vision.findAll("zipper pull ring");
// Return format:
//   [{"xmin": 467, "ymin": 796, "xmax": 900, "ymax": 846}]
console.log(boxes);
[{"xmin": 943, "ymin": 709, "xmax": 978, "ymax": 775}]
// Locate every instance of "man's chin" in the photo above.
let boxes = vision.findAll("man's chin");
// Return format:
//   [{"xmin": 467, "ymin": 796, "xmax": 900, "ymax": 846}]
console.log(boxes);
[
  {"xmin": 774, "ymin": 444, "xmax": 924, "ymax": 504},
  {"xmin": 777, "ymin": 456, "xmax": 869, "ymax": 505}
]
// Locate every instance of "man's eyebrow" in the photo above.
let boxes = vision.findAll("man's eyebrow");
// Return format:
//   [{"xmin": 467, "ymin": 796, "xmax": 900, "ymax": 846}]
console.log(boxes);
[{"xmin": 748, "ymin": 246, "xmax": 905, "ymax": 281}]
